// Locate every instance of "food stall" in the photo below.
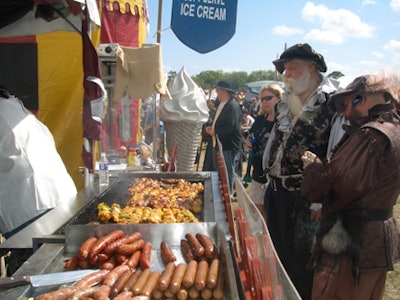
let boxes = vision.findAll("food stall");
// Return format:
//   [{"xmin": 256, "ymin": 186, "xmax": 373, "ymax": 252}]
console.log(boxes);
[{"xmin": 0, "ymin": 164, "xmax": 300, "ymax": 300}]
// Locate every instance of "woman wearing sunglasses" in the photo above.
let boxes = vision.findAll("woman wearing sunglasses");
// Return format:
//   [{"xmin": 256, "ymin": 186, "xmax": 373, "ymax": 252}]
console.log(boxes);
[{"xmin": 245, "ymin": 83, "xmax": 284, "ymax": 220}]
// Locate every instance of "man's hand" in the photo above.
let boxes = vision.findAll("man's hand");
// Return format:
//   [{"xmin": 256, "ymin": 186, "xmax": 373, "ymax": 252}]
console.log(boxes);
[{"xmin": 301, "ymin": 150, "xmax": 317, "ymax": 169}]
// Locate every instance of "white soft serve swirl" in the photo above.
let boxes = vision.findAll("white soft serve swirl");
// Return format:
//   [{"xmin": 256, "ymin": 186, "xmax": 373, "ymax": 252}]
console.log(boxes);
[{"xmin": 161, "ymin": 67, "xmax": 209, "ymax": 124}]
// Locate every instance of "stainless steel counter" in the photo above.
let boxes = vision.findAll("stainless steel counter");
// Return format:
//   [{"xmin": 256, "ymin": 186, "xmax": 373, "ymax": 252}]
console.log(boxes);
[{"xmin": 0, "ymin": 171, "xmax": 227, "ymax": 252}]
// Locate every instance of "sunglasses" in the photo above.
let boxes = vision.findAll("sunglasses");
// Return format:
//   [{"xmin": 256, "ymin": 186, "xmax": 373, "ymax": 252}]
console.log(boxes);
[
  {"xmin": 352, "ymin": 95, "xmax": 363, "ymax": 106},
  {"xmin": 261, "ymin": 95, "xmax": 275, "ymax": 102}
]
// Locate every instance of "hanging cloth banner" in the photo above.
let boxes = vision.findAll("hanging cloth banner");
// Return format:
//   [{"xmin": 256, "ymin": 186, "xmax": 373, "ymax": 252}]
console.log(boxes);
[{"xmin": 171, "ymin": 0, "xmax": 238, "ymax": 54}]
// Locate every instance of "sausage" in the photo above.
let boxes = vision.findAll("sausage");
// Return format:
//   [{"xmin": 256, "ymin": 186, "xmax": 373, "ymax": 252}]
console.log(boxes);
[
  {"xmin": 188, "ymin": 286, "xmax": 200, "ymax": 299},
  {"xmin": 93, "ymin": 284, "xmax": 111, "ymax": 300},
  {"xmin": 64, "ymin": 255, "xmax": 79, "ymax": 270},
  {"xmin": 158, "ymin": 261, "xmax": 176, "ymax": 291},
  {"xmin": 212, "ymin": 267, "xmax": 224, "ymax": 300},
  {"xmin": 131, "ymin": 268, "xmax": 152, "ymax": 295},
  {"xmin": 195, "ymin": 233, "xmax": 218, "ymax": 259},
  {"xmin": 194, "ymin": 260, "xmax": 208, "ymax": 291},
  {"xmin": 110, "ymin": 269, "xmax": 132, "ymax": 298},
  {"xmin": 35, "ymin": 286, "xmax": 78, "ymax": 300},
  {"xmin": 163, "ymin": 288, "xmax": 175, "ymax": 298},
  {"xmin": 180, "ymin": 239, "xmax": 194, "ymax": 263},
  {"xmin": 185, "ymin": 233, "xmax": 204, "ymax": 258},
  {"xmin": 126, "ymin": 250, "xmax": 141, "ymax": 269},
  {"xmin": 115, "ymin": 254, "xmax": 128, "ymax": 265},
  {"xmin": 151, "ymin": 287, "xmax": 164, "ymax": 300},
  {"xmin": 122, "ymin": 269, "xmax": 142, "ymax": 292},
  {"xmin": 139, "ymin": 242, "xmax": 152, "ymax": 269},
  {"xmin": 200, "ymin": 288, "xmax": 213, "ymax": 300},
  {"xmin": 177, "ymin": 288, "xmax": 188, "ymax": 300},
  {"xmin": 78, "ymin": 258, "xmax": 92, "ymax": 269},
  {"xmin": 103, "ymin": 232, "xmax": 142, "ymax": 255},
  {"xmin": 168, "ymin": 262, "xmax": 187, "ymax": 294},
  {"xmin": 89, "ymin": 230, "xmax": 125, "ymax": 264},
  {"xmin": 69, "ymin": 286, "xmax": 97, "ymax": 300},
  {"xmin": 103, "ymin": 264, "xmax": 130, "ymax": 287},
  {"xmin": 112, "ymin": 290, "xmax": 133, "ymax": 300},
  {"xmin": 206, "ymin": 259, "xmax": 219, "ymax": 289},
  {"xmin": 140, "ymin": 271, "xmax": 160, "ymax": 297},
  {"xmin": 78, "ymin": 236, "xmax": 98, "ymax": 260},
  {"xmin": 182, "ymin": 259, "xmax": 198, "ymax": 289},
  {"xmin": 99, "ymin": 255, "xmax": 117, "ymax": 270},
  {"xmin": 116, "ymin": 239, "xmax": 145, "ymax": 256},
  {"xmin": 76, "ymin": 269, "xmax": 110, "ymax": 288},
  {"xmin": 160, "ymin": 241, "xmax": 177, "ymax": 264},
  {"xmin": 97, "ymin": 253, "xmax": 110, "ymax": 262}
]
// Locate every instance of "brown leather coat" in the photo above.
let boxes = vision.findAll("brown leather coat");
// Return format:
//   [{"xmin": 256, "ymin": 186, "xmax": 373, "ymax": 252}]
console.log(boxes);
[{"xmin": 301, "ymin": 103, "xmax": 400, "ymax": 273}]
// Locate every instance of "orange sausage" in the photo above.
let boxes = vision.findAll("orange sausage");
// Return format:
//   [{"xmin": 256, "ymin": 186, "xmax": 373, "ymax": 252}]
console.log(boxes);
[
  {"xmin": 141, "ymin": 271, "xmax": 161, "ymax": 297},
  {"xmin": 110, "ymin": 269, "xmax": 132, "ymax": 298},
  {"xmin": 180, "ymin": 239, "xmax": 194, "ymax": 263},
  {"xmin": 182, "ymin": 259, "xmax": 198, "ymax": 289},
  {"xmin": 131, "ymin": 268, "xmax": 152, "ymax": 295},
  {"xmin": 35, "ymin": 286, "xmax": 78, "ymax": 300},
  {"xmin": 76, "ymin": 269, "xmax": 109, "ymax": 288},
  {"xmin": 122, "ymin": 269, "xmax": 142, "ymax": 292},
  {"xmin": 212, "ymin": 267, "xmax": 224, "ymax": 300},
  {"xmin": 78, "ymin": 236, "xmax": 98, "ymax": 260},
  {"xmin": 103, "ymin": 232, "xmax": 142, "ymax": 255},
  {"xmin": 177, "ymin": 288, "xmax": 189, "ymax": 300},
  {"xmin": 93, "ymin": 284, "xmax": 111, "ymax": 300},
  {"xmin": 158, "ymin": 261, "xmax": 176, "ymax": 291},
  {"xmin": 201, "ymin": 288, "xmax": 213, "ymax": 300},
  {"xmin": 126, "ymin": 250, "xmax": 141, "ymax": 269},
  {"xmin": 168, "ymin": 263, "xmax": 187, "ymax": 294},
  {"xmin": 89, "ymin": 230, "xmax": 125, "ymax": 264},
  {"xmin": 194, "ymin": 260, "xmax": 209, "ymax": 291},
  {"xmin": 185, "ymin": 233, "xmax": 205, "ymax": 258},
  {"xmin": 160, "ymin": 241, "xmax": 177, "ymax": 264},
  {"xmin": 188, "ymin": 286, "xmax": 200, "ymax": 299},
  {"xmin": 206, "ymin": 259, "xmax": 219, "ymax": 289},
  {"xmin": 64, "ymin": 255, "xmax": 79, "ymax": 270},
  {"xmin": 116, "ymin": 239, "xmax": 145, "ymax": 256},
  {"xmin": 196, "ymin": 233, "xmax": 218, "ymax": 259},
  {"xmin": 103, "ymin": 264, "xmax": 130, "ymax": 287},
  {"xmin": 139, "ymin": 242, "xmax": 152, "ymax": 269}
]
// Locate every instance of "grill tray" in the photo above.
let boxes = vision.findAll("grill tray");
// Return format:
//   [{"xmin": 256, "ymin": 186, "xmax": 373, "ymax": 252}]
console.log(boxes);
[{"xmin": 56, "ymin": 172, "xmax": 217, "ymax": 235}]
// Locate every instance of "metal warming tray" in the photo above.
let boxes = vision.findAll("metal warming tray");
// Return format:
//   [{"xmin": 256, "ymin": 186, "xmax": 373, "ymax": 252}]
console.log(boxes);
[
  {"xmin": 55, "ymin": 172, "xmax": 220, "ymax": 235},
  {"xmin": 0, "ymin": 223, "xmax": 243, "ymax": 299}
]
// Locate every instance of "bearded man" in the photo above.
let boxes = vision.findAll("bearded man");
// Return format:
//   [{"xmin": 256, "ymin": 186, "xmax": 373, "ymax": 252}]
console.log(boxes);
[{"xmin": 262, "ymin": 43, "xmax": 339, "ymax": 299}]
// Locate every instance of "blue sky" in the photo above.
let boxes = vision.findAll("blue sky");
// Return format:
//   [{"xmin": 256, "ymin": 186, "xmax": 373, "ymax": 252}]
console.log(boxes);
[{"xmin": 146, "ymin": 0, "xmax": 400, "ymax": 78}]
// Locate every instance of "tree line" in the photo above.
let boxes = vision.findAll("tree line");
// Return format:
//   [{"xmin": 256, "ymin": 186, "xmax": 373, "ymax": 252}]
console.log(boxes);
[{"xmin": 167, "ymin": 69, "xmax": 345, "ymax": 91}]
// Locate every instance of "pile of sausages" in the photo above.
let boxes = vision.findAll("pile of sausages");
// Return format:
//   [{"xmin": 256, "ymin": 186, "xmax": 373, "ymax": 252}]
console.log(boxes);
[{"xmin": 35, "ymin": 230, "xmax": 224, "ymax": 300}]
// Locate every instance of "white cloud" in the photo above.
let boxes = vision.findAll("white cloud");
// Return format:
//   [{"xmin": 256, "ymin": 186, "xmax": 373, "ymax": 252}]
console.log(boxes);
[
  {"xmin": 359, "ymin": 60, "xmax": 380, "ymax": 66},
  {"xmin": 391, "ymin": 0, "xmax": 400, "ymax": 13},
  {"xmin": 272, "ymin": 25, "xmax": 304, "ymax": 36},
  {"xmin": 383, "ymin": 39, "xmax": 400, "ymax": 64},
  {"xmin": 301, "ymin": 2, "xmax": 375, "ymax": 45},
  {"xmin": 362, "ymin": 0, "xmax": 377, "ymax": 6},
  {"xmin": 371, "ymin": 51, "xmax": 384, "ymax": 58}
]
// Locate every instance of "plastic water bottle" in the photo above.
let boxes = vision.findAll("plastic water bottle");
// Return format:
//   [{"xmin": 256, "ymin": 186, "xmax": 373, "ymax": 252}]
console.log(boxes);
[{"xmin": 99, "ymin": 152, "xmax": 109, "ymax": 187}]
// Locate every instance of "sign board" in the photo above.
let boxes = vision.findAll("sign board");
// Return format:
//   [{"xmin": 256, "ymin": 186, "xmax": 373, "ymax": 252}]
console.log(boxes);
[{"xmin": 171, "ymin": 0, "xmax": 238, "ymax": 54}]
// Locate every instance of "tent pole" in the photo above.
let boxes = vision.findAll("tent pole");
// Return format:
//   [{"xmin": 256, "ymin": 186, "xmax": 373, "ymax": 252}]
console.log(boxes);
[{"xmin": 157, "ymin": 0, "xmax": 163, "ymax": 43}]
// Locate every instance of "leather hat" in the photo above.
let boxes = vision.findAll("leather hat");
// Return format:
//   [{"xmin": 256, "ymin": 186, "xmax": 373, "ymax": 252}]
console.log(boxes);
[
  {"xmin": 328, "ymin": 74, "xmax": 397, "ymax": 112},
  {"xmin": 273, "ymin": 43, "xmax": 327, "ymax": 74}
]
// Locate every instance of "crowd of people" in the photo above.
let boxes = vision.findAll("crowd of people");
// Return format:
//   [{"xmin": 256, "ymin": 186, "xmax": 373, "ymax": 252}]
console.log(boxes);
[{"xmin": 201, "ymin": 43, "xmax": 400, "ymax": 300}]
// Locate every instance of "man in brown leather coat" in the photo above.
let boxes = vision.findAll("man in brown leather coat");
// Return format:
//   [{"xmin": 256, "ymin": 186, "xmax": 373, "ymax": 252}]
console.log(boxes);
[{"xmin": 301, "ymin": 73, "xmax": 400, "ymax": 299}]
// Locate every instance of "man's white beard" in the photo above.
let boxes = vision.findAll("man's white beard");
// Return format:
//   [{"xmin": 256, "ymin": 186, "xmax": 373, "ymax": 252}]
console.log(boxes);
[
  {"xmin": 285, "ymin": 68, "xmax": 312, "ymax": 117},
  {"xmin": 287, "ymin": 93, "xmax": 304, "ymax": 117}
]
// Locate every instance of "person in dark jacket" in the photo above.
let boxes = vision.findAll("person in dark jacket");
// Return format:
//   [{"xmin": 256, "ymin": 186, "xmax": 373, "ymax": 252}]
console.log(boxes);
[
  {"xmin": 205, "ymin": 81, "xmax": 242, "ymax": 192},
  {"xmin": 301, "ymin": 72, "xmax": 400, "ymax": 299}
]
